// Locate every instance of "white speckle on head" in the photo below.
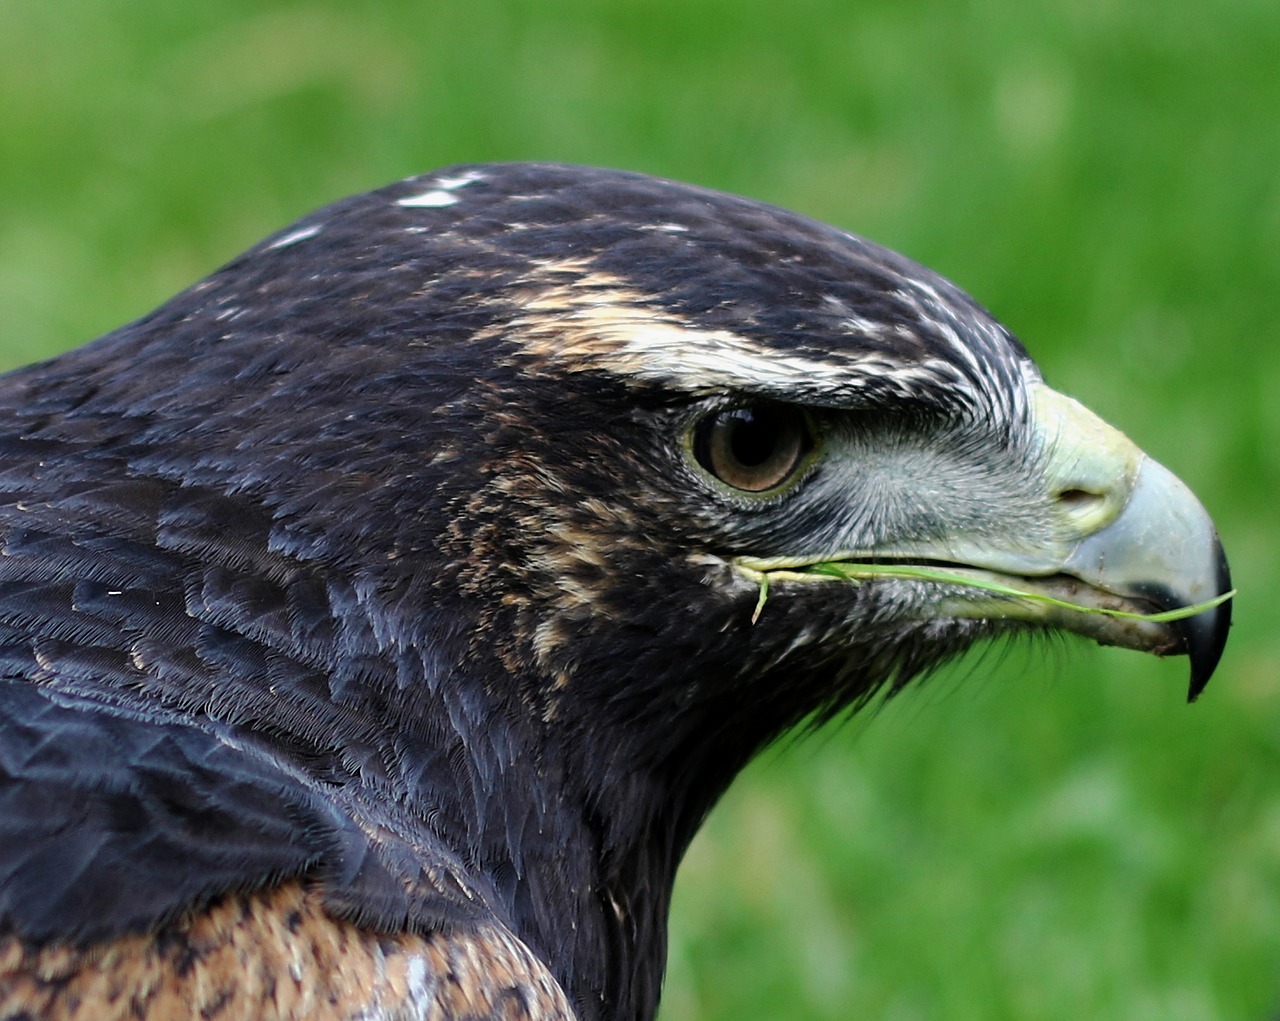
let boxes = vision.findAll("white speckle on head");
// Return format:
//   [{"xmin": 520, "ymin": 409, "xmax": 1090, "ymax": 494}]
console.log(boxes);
[
  {"xmin": 839, "ymin": 312, "xmax": 914, "ymax": 342},
  {"xmin": 434, "ymin": 169, "xmax": 487, "ymax": 191},
  {"xmin": 398, "ymin": 190, "xmax": 459, "ymax": 208},
  {"xmin": 637, "ymin": 222, "xmax": 689, "ymax": 233},
  {"xmin": 396, "ymin": 169, "xmax": 487, "ymax": 209},
  {"xmin": 267, "ymin": 223, "xmax": 323, "ymax": 250},
  {"xmin": 891, "ymin": 281, "xmax": 985, "ymax": 374}
]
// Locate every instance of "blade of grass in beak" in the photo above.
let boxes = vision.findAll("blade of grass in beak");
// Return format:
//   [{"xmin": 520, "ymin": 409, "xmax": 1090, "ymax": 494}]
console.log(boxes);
[{"xmin": 794, "ymin": 561, "xmax": 1235, "ymax": 623}]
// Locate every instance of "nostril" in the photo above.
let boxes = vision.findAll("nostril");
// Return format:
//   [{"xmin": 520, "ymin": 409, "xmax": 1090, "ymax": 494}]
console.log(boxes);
[{"xmin": 1056, "ymin": 487, "xmax": 1109, "ymax": 521}]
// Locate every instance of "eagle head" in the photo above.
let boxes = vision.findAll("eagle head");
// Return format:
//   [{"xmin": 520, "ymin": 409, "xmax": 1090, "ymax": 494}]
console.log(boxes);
[{"xmin": 2, "ymin": 162, "xmax": 1231, "ymax": 1021}]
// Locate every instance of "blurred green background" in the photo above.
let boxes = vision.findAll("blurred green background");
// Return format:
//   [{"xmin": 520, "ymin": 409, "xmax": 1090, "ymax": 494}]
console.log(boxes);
[{"xmin": 1, "ymin": 2, "xmax": 1276, "ymax": 1018}]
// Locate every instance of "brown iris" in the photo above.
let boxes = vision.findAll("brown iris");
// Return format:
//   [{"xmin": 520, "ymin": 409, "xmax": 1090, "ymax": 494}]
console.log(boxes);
[{"xmin": 693, "ymin": 405, "xmax": 813, "ymax": 493}]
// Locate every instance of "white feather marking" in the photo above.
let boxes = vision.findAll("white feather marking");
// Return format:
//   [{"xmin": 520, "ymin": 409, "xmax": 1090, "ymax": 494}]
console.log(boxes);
[
  {"xmin": 616, "ymin": 323, "xmax": 848, "ymax": 390},
  {"xmin": 267, "ymin": 224, "xmax": 323, "ymax": 250},
  {"xmin": 435, "ymin": 169, "xmax": 487, "ymax": 190},
  {"xmin": 403, "ymin": 955, "xmax": 431, "ymax": 1002},
  {"xmin": 536, "ymin": 308, "xmax": 878, "ymax": 395},
  {"xmin": 396, "ymin": 170, "xmax": 486, "ymax": 208},
  {"xmin": 509, "ymin": 273, "xmax": 1003, "ymax": 407},
  {"xmin": 839, "ymin": 313, "xmax": 900, "ymax": 340},
  {"xmin": 398, "ymin": 190, "xmax": 459, "ymax": 208}
]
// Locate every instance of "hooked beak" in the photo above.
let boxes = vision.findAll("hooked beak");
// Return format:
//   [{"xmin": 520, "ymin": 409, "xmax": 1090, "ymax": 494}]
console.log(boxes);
[
  {"xmin": 929, "ymin": 384, "xmax": 1233, "ymax": 699},
  {"xmin": 1058, "ymin": 452, "xmax": 1231, "ymax": 700}
]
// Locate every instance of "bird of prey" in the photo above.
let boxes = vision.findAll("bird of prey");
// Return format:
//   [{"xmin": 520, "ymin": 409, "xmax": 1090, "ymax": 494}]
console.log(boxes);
[{"xmin": 0, "ymin": 163, "xmax": 1230, "ymax": 1020}]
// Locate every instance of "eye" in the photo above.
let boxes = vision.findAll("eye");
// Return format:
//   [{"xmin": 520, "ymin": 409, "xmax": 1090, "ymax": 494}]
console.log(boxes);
[{"xmin": 692, "ymin": 405, "xmax": 814, "ymax": 493}]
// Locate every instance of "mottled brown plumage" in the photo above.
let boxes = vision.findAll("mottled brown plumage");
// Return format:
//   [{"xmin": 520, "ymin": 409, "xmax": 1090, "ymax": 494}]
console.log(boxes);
[{"xmin": 0, "ymin": 883, "xmax": 570, "ymax": 1020}]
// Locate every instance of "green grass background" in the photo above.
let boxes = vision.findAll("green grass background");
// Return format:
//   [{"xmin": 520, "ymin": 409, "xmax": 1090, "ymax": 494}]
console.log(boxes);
[{"xmin": 1, "ymin": 2, "xmax": 1276, "ymax": 1018}]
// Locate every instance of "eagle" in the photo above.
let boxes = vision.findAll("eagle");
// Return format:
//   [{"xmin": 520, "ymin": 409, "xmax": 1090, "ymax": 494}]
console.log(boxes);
[{"xmin": 0, "ymin": 163, "xmax": 1230, "ymax": 1020}]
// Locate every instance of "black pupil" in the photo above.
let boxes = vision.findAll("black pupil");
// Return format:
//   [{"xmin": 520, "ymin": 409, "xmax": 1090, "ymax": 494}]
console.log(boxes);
[{"xmin": 727, "ymin": 410, "xmax": 780, "ymax": 465}]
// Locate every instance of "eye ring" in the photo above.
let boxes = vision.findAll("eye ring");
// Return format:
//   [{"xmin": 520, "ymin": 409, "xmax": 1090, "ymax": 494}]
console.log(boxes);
[{"xmin": 691, "ymin": 404, "xmax": 814, "ymax": 494}]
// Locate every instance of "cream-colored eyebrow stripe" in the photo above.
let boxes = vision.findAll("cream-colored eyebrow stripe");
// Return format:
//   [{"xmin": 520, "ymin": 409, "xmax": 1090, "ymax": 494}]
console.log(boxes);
[
  {"xmin": 509, "ymin": 283, "xmax": 926, "ymax": 398},
  {"xmin": 496, "ymin": 260, "xmax": 1026, "ymax": 410}
]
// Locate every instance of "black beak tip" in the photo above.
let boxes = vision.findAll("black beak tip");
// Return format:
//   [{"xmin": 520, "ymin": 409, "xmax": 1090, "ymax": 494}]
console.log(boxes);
[{"xmin": 1185, "ymin": 537, "xmax": 1233, "ymax": 704}]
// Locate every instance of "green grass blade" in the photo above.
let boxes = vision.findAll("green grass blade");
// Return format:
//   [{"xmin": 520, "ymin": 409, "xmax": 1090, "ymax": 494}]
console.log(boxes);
[{"xmin": 787, "ymin": 561, "xmax": 1235, "ymax": 622}]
